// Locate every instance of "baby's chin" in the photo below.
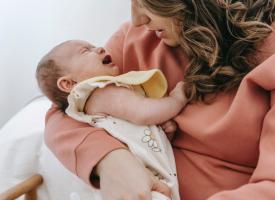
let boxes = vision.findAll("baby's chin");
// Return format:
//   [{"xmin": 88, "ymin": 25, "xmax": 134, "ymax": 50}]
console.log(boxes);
[{"xmin": 111, "ymin": 65, "xmax": 121, "ymax": 76}]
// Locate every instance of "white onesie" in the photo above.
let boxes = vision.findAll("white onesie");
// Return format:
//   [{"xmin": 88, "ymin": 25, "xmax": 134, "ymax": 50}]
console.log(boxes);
[{"xmin": 66, "ymin": 69, "xmax": 180, "ymax": 200}]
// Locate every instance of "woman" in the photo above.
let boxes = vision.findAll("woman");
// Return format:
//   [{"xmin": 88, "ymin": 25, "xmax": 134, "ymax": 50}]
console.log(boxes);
[{"xmin": 45, "ymin": 0, "xmax": 275, "ymax": 199}]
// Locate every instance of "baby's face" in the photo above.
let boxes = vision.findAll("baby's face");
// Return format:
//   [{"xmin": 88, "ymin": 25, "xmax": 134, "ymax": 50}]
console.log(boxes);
[{"xmin": 55, "ymin": 40, "xmax": 120, "ymax": 82}]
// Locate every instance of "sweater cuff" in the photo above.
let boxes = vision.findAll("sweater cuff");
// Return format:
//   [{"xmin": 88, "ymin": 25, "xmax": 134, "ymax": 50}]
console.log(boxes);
[{"xmin": 74, "ymin": 130, "xmax": 127, "ymax": 187}]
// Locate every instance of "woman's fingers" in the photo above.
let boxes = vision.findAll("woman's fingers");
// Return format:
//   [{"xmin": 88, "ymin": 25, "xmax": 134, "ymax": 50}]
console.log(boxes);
[
  {"xmin": 160, "ymin": 120, "xmax": 177, "ymax": 134},
  {"xmin": 146, "ymin": 168, "xmax": 172, "ymax": 199},
  {"xmin": 151, "ymin": 178, "xmax": 172, "ymax": 199}
]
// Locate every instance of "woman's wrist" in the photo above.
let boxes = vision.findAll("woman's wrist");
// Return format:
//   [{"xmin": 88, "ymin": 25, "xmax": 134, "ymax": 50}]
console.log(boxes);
[{"xmin": 95, "ymin": 148, "xmax": 131, "ymax": 176}]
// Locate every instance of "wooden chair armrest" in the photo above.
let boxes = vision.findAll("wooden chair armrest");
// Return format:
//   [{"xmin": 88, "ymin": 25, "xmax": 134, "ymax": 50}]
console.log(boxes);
[{"xmin": 0, "ymin": 174, "xmax": 43, "ymax": 200}]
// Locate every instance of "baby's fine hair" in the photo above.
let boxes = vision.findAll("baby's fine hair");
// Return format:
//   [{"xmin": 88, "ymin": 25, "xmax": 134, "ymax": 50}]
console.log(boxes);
[{"xmin": 36, "ymin": 55, "xmax": 69, "ymax": 111}]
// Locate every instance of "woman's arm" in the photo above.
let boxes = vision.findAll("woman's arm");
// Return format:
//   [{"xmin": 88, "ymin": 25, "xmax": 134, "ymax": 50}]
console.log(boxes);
[
  {"xmin": 44, "ymin": 105, "xmax": 127, "ymax": 185},
  {"xmin": 208, "ymin": 90, "xmax": 275, "ymax": 200},
  {"xmin": 208, "ymin": 55, "xmax": 275, "ymax": 200},
  {"xmin": 84, "ymin": 82, "xmax": 186, "ymax": 125},
  {"xmin": 96, "ymin": 149, "xmax": 171, "ymax": 200}
]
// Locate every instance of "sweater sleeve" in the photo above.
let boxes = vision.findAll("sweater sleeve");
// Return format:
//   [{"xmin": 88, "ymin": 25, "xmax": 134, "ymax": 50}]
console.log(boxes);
[
  {"xmin": 44, "ymin": 23, "xmax": 131, "ymax": 186},
  {"xmin": 44, "ymin": 105, "xmax": 127, "ymax": 186},
  {"xmin": 208, "ymin": 55, "xmax": 275, "ymax": 200}
]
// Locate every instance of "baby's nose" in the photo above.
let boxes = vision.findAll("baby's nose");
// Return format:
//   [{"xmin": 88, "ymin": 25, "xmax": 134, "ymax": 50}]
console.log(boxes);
[{"xmin": 94, "ymin": 47, "xmax": 105, "ymax": 54}]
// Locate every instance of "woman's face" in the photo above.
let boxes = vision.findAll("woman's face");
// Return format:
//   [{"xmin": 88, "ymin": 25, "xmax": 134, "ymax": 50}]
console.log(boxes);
[{"xmin": 131, "ymin": 0, "xmax": 181, "ymax": 47}]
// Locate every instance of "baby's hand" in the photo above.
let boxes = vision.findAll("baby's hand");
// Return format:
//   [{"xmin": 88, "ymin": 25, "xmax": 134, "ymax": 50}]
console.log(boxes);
[
  {"xmin": 160, "ymin": 120, "xmax": 177, "ymax": 140},
  {"xmin": 169, "ymin": 81, "xmax": 187, "ymax": 105}
]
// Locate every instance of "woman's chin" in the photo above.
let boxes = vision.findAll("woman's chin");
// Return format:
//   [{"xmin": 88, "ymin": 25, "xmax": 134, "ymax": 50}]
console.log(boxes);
[{"xmin": 162, "ymin": 39, "xmax": 180, "ymax": 47}]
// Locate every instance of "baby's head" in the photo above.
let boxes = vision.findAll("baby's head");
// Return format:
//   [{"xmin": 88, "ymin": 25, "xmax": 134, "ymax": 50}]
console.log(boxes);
[{"xmin": 36, "ymin": 40, "xmax": 120, "ymax": 110}]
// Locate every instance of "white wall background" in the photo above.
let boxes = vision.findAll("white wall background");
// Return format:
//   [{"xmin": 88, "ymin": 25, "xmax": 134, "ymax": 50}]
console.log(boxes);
[{"xmin": 0, "ymin": 0, "xmax": 131, "ymax": 127}]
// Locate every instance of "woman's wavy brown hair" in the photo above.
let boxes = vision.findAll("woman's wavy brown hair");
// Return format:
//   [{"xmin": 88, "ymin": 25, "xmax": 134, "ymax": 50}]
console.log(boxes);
[{"xmin": 139, "ymin": 0, "xmax": 275, "ymax": 102}]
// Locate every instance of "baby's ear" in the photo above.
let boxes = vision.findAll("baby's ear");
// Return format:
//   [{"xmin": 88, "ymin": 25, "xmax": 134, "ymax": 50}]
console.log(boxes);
[{"xmin": 57, "ymin": 76, "xmax": 76, "ymax": 93}]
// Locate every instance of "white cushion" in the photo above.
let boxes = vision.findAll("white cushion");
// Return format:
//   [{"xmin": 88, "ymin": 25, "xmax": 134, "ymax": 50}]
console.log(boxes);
[{"xmin": 0, "ymin": 97, "xmax": 100, "ymax": 200}]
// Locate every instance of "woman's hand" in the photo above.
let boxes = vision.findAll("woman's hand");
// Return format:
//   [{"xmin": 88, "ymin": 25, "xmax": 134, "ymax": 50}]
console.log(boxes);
[
  {"xmin": 96, "ymin": 149, "xmax": 171, "ymax": 200},
  {"xmin": 160, "ymin": 120, "xmax": 177, "ymax": 134},
  {"xmin": 160, "ymin": 120, "xmax": 177, "ymax": 141}
]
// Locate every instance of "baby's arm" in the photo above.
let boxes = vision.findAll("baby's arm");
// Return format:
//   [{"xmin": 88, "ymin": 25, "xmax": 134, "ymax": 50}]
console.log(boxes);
[{"xmin": 84, "ymin": 82, "xmax": 187, "ymax": 125}]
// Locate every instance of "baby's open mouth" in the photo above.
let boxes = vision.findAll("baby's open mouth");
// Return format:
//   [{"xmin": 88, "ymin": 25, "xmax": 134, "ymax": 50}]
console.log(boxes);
[{"xmin": 102, "ymin": 55, "xmax": 112, "ymax": 64}]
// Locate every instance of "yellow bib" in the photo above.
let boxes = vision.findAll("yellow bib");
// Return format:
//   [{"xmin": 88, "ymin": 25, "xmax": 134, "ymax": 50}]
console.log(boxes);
[{"xmin": 76, "ymin": 69, "xmax": 168, "ymax": 98}]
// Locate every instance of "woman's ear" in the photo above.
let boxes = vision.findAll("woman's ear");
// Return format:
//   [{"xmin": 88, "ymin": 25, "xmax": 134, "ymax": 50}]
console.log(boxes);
[{"xmin": 57, "ymin": 76, "xmax": 77, "ymax": 93}]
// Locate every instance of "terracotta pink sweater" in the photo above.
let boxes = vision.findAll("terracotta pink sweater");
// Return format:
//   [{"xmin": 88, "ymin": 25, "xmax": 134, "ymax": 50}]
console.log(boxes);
[{"xmin": 45, "ymin": 22, "xmax": 275, "ymax": 199}]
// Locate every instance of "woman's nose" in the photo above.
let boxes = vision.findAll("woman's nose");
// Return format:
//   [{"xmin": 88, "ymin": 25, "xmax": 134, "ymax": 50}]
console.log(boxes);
[
  {"xmin": 132, "ymin": 14, "xmax": 150, "ymax": 27},
  {"xmin": 94, "ymin": 47, "xmax": 105, "ymax": 54},
  {"xmin": 131, "ymin": 2, "xmax": 150, "ymax": 27}
]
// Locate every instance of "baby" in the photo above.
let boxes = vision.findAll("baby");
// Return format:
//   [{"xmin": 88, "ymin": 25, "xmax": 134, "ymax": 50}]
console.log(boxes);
[{"xmin": 36, "ymin": 40, "xmax": 187, "ymax": 200}]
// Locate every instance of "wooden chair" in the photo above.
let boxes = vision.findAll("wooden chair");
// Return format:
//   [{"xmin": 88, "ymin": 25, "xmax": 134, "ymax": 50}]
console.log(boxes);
[{"xmin": 0, "ymin": 174, "xmax": 43, "ymax": 200}]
